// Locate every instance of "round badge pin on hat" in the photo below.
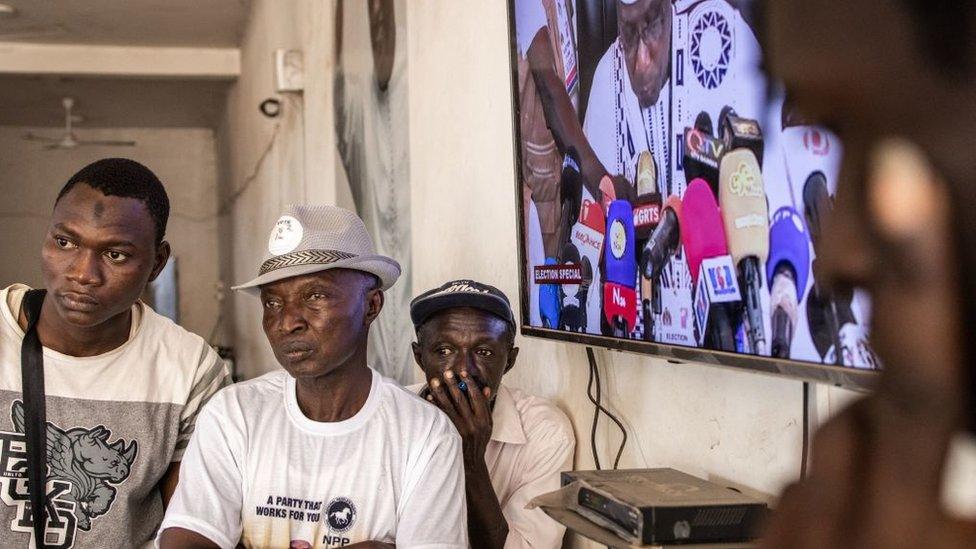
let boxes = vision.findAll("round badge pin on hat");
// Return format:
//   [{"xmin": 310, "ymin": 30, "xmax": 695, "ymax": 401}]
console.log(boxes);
[
  {"xmin": 268, "ymin": 215, "xmax": 303, "ymax": 255},
  {"xmin": 233, "ymin": 205, "xmax": 402, "ymax": 295}
]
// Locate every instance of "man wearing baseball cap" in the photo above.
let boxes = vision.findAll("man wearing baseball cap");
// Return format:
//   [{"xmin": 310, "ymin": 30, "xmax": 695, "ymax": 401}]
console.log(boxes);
[
  {"xmin": 159, "ymin": 205, "xmax": 466, "ymax": 548},
  {"xmin": 409, "ymin": 280, "xmax": 574, "ymax": 549}
]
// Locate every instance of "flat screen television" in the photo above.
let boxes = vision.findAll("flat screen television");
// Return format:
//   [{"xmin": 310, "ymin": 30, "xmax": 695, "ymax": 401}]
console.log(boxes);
[{"xmin": 507, "ymin": 0, "xmax": 879, "ymax": 390}]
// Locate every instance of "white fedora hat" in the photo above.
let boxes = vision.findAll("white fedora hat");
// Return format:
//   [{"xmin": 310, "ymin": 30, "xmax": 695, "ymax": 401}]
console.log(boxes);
[{"xmin": 232, "ymin": 205, "xmax": 401, "ymax": 295}]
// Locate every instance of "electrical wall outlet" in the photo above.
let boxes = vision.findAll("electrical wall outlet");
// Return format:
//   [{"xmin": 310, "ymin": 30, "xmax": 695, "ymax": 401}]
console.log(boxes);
[{"xmin": 274, "ymin": 49, "xmax": 304, "ymax": 93}]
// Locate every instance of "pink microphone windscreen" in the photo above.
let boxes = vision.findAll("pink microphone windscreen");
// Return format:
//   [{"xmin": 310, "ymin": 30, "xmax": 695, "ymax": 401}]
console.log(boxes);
[{"xmin": 680, "ymin": 178, "xmax": 729, "ymax": 285}]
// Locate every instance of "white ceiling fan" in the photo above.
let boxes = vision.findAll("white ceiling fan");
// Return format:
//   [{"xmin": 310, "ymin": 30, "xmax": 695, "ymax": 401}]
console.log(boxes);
[{"xmin": 23, "ymin": 98, "xmax": 136, "ymax": 150}]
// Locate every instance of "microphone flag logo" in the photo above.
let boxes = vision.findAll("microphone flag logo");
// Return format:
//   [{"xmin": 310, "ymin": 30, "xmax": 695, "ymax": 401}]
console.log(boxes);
[
  {"xmin": 609, "ymin": 219, "xmax": 627, "ymax": 259},
  {"xmin": 803, "ymin": 128, "xmax": 831, "ymax": 156},
  {"xmin": 729, "ymin": 161, "xmax": 763, "ymax": 197},
  {"xmin": 733, "ymin": 119, "xmax": 760, "ymax": 137}
]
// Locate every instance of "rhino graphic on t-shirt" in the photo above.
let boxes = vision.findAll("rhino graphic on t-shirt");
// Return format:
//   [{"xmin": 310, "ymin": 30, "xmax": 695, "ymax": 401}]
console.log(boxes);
[{"xmin": 10, "ymin": 401, "xmax": 138, "ymax": 531}]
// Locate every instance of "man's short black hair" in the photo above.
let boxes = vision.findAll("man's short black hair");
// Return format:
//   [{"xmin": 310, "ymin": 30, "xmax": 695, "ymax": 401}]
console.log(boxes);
[
  {"xmin": 56, "ymin": 158, "xmax": 170, "ymax": 245},
  {"xmin": 415, "ymin": 308, "xmax": 517, "ymax": 347}
]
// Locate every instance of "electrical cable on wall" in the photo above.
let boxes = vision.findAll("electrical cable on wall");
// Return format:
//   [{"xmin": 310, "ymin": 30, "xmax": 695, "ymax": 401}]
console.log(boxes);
[
  {"xmin": 800, "ymin": 381, "xmax": 810, "ymax": 479},
  {"xmin": 218, "ymin": 120, "xmax": 283, "ymax": 216},
  {"xmin": 166, "ymin": 116, "xmax": 284, "ymax": 223},
  {"xmin": 586, "ymin": 347, "xmax": 628, "ymax": 470},
  {"xmin": 587, "ymin": 351, "xmax": 601, "ymax": 470}
]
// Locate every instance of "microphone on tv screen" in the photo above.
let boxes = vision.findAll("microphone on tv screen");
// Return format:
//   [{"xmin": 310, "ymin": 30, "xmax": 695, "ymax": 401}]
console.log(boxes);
[
  {"xmin": 544, "ymin": 149, "xmax": 587, "ymax": 331},
  {"xmin": 681, "ymin": 179, "xmax": 729, "ymax": 285},
  {"xmin": 683, "ymin": 111, "xmax": 725, "ymax": 194},
  {"xmin": 766, "ymin": 206, "xmax": 811, "ymax": 358},
  {"xmin": 640, "ymin": 194, "xmax": 683, "ymax": 281},
  {"xmin": 557, "ymin": 148, "xmax": 585, "ymax": 253},
  {"xmin": 695, "ymin": 110, "xmax": 714, "ymax": 137},
  {"xmin": 720, "ymin": 108, "xmax": 765, "ymax": 165},
  {"xmin": 681, "ymin": 179, "xmax": 739, "ymax": 351},
  {"xmin": 559, "ymin": 242, "xmax": 588, "ymax": 333},
  {"xmin": 719, "ymin": 149, "xmax": 770, "ymax": 355},
  {"xmin": 639, "ymin": 194, "xmax": 683, "ymax": 342},
  {"xmin": 634, "ymin": 150, "xmax": 663, "ymax": 240},
  {"xmin": 807, "ymin": 284, "xmax": 840, "ymax": 362},
  {"xmin": 539, "ymin": 257, "xmax": 560, "ymax": 329},
  {"xmin": 802, "ymin": 171, "xmax": 843, "ymax": 364},
  {"xmin": 635, "ymin": 150, "xmax": 661, "ymax": 339},
  {"xmin": 803, "ymin": 171, "xmax": 831, "ymax": 248},
  {"xmin": 636, "ymin": 149, "xmax": 658, "ymax": 196},
  {"xmin": 603, "ymin": 199, "xmax": 638, "ymax": 337},
  {"xmin": 801, "ymin": 171, "xmax": 872, "ymax": 366}
]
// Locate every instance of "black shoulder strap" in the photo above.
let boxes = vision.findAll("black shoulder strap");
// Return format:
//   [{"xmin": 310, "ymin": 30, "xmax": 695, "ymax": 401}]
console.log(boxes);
[{"xmin": 20, "ymin": 288, "xmax": 48, "ymax": 549}]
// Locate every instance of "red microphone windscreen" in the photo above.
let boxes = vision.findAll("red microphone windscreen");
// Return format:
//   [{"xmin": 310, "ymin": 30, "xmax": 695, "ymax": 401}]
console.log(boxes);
[
  {"xmin": 665, "ymin": 194, "xmax": 683, "ymax": 219},
  {"xmin": 680, "ymin": 178, "xmax": 729, "ymax": 285}
]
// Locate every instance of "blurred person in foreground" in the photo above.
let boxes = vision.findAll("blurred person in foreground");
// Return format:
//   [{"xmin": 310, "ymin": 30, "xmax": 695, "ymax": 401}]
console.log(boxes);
[{"xmin": 759, "ymin": 0, "xmax": 976, "ymax": 546}]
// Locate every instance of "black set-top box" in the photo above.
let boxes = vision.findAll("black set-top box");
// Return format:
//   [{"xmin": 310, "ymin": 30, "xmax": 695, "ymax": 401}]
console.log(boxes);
[{"xmin": 560, "ymin": 468, "xmax": 769, "ymax": 545}]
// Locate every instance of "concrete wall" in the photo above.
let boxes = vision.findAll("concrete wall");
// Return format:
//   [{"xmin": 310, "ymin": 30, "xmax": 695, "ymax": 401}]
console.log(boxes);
[
  {"xmin": 216, "ymin": 0, "xmax": 340, "ymax": 378},
  {"xmin": 0, "ymin": 126, "xmax": 219, "ymax": 339}
]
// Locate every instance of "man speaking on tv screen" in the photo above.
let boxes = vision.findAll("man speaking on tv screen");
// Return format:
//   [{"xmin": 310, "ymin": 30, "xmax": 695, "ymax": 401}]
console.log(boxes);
[{"xmin": 583, "ymin": 0, "xmax": 672, "ymax": 187}]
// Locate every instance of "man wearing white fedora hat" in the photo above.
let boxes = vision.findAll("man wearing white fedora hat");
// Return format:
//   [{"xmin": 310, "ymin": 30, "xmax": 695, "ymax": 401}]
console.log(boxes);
[{"xmin": 159, "ymin": 205, "xmax": 467, "ymax": 549}]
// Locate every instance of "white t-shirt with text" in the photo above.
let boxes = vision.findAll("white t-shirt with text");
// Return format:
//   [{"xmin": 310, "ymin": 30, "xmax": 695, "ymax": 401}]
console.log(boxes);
[{"xmin": 160, "ymin": 368, "xmax": 467, "ymax": 549}]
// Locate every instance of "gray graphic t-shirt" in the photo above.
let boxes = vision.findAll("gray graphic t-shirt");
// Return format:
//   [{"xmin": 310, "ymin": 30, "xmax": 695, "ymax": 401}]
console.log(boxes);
[{"xmin": 0, "ymin": 284, "xmax": 230, "ymax": 548}]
